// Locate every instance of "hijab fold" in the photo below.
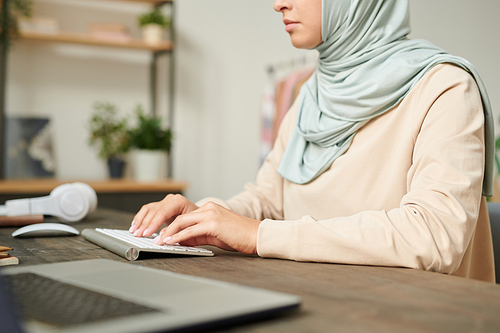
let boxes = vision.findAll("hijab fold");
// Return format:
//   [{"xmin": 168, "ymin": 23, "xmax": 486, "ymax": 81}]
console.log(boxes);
[{"xmin": 277, "ymin": 0, "xmax": 494, "ymax": 197}]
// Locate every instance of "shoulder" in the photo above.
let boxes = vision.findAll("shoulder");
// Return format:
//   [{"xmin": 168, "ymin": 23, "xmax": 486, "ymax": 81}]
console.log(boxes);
[
  {"xmin": 405, "ymin": 63, "xmax": 483, "ymax": 122},
  {"xmin": 412, "ymin": 63, "xmax": 481, "ymax": 105}
]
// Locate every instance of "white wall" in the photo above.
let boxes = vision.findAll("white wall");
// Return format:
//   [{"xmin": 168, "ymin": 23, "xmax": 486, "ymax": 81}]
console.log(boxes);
[
  {"xmin": 7, "ymin": 0, "xmax": 155, "ymax": 180},
  {"xmin": 172, "ymin": 0, "xmax": 310, "ymax": 201},
  {"xmin": 6, "ymin": 0, "xmax": 500, "ymax": 203},
  {"xmin": 409, "ymin": 0, "xmax": 500, "ymax": 128}
]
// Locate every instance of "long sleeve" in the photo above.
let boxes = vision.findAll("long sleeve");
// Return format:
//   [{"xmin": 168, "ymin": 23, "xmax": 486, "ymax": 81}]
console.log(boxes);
[
  {"xmin": 255, "ymin": 65, "xmax": 486, "ymax": 274},
  {"xmin": 197, "ymin": 65, "xmax": 493, "ymax": 279}
]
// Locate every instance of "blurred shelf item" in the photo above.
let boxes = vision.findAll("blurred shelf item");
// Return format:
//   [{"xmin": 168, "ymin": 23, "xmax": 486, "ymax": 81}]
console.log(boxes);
[
  {"xmin": 115, "ymin": 0, "xmax": 173, "ymax": 5},
  {"xmin": 20, "ymin": 30, "xmax": 174, "ymax": 51},
  {"xmin": 1, "ymin": 0, "xmax": 177, "ymax": 179},
  {"xmin": 0, "ymin": 178, "xmax": 187, "ymax": 194},
  {"xmin": 0, "ymin": 179, "xmax": 188, "ymax": 213}
]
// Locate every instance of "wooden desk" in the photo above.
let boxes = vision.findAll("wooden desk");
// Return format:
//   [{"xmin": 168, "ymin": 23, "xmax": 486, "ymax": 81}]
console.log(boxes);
[
  {"xmin": 2, "ymin": 208, "xmax": 500, "ymax": 332},
  {"xmin": 0, "ymin": 179, "xmax": 188, "ymax": 213}
]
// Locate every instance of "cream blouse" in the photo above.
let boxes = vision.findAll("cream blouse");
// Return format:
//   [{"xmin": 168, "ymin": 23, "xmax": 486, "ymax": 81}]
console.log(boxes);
[{"xmin": 198, "ymin": 64, "xmax": 495, "ymax": 283}]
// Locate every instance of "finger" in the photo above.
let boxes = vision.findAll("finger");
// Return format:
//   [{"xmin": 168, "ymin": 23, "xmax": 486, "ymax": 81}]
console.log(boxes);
[
  {"xmin": 158, "ymin": 210, "xmax": 209, "ymax": 243},
  {"xmin": 129, "ymin": 204, "xmax": 152, "ymax": 233},
  {"xmin": 153, "ymin": 210, "xmax": 209, "ymax": 245},
  {"xmin": 136, "ymin": 199, "xmax": 187, "ymax": 237},
  {"xmin": 141, "ymin": 210, "xmax": 177, "ymax": 237},
  {"xmin": 177, "ymin": 236, "xmax": 236, "ymax": 252},
  {"xmin": 166, "ymin": 223, "xmax": 213, "ymax": 246},
  {"xmin": 167, "ymin": 225, "xmax": 235, "ymax": 253},
  {"xmin": 133, "ymin": 208, "xmax": 160, "ymax": 237}
]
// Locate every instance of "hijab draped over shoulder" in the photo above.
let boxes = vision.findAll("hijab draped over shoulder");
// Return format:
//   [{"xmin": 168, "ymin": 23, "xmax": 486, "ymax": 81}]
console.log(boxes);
[{"xmin": 277, "ymin": 0, "xmax": 494, "ymax": 196}]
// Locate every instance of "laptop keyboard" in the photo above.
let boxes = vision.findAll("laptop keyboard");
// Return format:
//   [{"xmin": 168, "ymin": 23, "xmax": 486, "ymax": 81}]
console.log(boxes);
[
  {"xmin": 3, "ymin": 272, "xmax": 160, "ymax": 327},
  {"xmin": 96, "ymin": 228, "xmax": 213, "ymax": 255}
]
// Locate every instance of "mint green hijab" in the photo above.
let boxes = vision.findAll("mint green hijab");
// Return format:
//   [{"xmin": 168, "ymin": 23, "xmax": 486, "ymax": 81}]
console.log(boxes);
[{"xmin": 277, "ymin": 0, "xmax": 494, "ymax": 197}]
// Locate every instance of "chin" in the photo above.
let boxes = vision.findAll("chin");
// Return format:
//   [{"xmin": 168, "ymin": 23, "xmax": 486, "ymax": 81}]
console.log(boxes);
[
  {"xmin": 289, "ymin": 35, "xmax": 320, "ymax": 49},
  {"xmin": 290, "ymin": 38, "xmax": 309, "ymax": 49}
]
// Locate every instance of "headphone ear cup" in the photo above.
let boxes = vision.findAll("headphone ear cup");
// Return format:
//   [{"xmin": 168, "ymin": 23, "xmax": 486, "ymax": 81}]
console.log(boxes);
[
  {"xmin": 47, "ymin": 183, "xmax": 97, "ymax": 222},
  {"xmin": 50, "ymin": 183, "xmax": 74, "ymax": 197},
  {"xmin": 55, "ymin": 186, "xmax": 89, "ymax": 222},
  {"xmin": 72, "ymin": 182, "xmax": 98, "ymax": 213},
  {"xmin": 5, "ymin": 183, "xmax": 98, "ymax": 222}
]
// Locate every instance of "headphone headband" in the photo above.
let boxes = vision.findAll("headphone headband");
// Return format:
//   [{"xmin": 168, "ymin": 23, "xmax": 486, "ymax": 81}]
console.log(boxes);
[{"xmin": 4, "ymin": 182, "xmax": 98, "ymax": 222}]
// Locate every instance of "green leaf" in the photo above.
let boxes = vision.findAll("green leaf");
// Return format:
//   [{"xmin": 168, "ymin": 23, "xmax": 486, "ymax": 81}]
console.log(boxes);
[
  {"xmin": 129, "ymin": 105, "xmax": 173, "ymax": 152},
  {"xmin": 88, "ymin": 102, "xmax": 131, "ymax": 159}
]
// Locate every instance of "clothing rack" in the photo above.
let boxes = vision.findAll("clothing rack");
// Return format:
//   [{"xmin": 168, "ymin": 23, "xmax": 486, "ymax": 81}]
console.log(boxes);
[
  {"xmin": 266, "ymin": 54, "xmax": 318, "ymax": 77},
  {"xmin": 260, "ymin": 55, "xmax": 317, "ymax": 165}
]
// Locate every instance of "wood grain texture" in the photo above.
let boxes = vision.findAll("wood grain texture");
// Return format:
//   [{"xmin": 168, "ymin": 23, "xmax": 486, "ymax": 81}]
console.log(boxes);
[
  {"xmin": 0, "ymin": 215, "xmax": 44, "ymax": 227},
  {"xmin": 20, "ymin": 31, "xmax": 173, "ymax": 52},
  {"xmin": 0, "ymin": 179, "xmax": 188, "ymax": 194},
  {"xmin": 1, "ymin": 208, "xmax": 500, "ymax": 333},
  {"xmin": 116, "ymin": 0, "xmax": 173, "ymax": 4}
]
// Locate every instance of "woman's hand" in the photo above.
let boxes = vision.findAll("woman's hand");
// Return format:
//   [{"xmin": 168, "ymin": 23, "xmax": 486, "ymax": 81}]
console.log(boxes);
[
  {"xmin": 154, "ymin": 202, "xmax": 261, "ymax": 255},
  {"xmin": 129, "ymin": 194, "xmax": 199, "ymax": 237}
]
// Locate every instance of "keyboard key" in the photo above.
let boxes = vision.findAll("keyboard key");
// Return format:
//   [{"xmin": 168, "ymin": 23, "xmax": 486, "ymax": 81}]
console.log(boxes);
[
  {"xmin": 95, "ymin": 228, "xmax": 213, "ymax": 256},
  {"xmin": 3, "ymin": 273, "xmax": 159, "ymax": 327}
]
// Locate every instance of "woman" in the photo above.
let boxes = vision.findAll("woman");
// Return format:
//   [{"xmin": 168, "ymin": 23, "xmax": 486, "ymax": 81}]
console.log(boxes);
[{"xmin": 129, "ymin": 0, "xmax": 495, "ymax": 282}]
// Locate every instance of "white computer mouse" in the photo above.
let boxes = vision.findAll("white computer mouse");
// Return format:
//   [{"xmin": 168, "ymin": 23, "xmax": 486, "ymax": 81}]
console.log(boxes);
[{"xmin": 12, "ymin": 223, "xmax": 80, "ymax": 238}]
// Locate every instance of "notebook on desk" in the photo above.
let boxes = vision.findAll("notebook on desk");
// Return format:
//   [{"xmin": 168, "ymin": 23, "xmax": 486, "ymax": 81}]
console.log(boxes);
[{"xmin": 1, "ymin": 259, "xmax": 301, "ymax": 333}]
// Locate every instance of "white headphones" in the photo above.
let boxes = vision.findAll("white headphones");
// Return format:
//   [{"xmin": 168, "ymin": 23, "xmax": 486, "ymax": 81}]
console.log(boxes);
[{"xmin": 2, "ymin": 182, "xmax": 97, "ymax": 222}]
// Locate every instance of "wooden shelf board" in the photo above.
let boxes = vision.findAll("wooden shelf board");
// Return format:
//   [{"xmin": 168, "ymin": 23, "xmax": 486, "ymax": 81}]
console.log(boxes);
[
  {"xmin": 117, "ymin": 0, "xmax": 173, "ymax": 4},
  {"xmin": 20, "ymin": 31, "xmax": 174, "ymax": 52},
  {"xmin": 0, "ymin": 179, "xmax": 188, "ymax": 194}
]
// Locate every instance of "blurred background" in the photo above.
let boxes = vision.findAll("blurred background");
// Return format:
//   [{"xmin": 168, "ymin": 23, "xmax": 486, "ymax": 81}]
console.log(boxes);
[{"xmin": 4, "ymin": 0, "xmax": 500, "ymax": 203}]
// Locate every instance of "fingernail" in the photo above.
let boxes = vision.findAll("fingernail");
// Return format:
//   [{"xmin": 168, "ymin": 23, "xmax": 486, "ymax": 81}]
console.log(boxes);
[
  {"xmin": 128, "ymin": 226, "xmax": 134, "ymax": 233},
  {"xmin": 163, "ymin": 236, "xmax": 172, "ymax": 244},
  {"xmin": 153, "ymin": 236, "xmax": 160, "ymax": 244},
  {"xmin": 160, "ymin": 229, "xmax": 165, "ymax": 235},
  {"xmin": 142, "ymin": 229, "xmax": 149, "ymax": 237},
  {"xmin": 131, "ymin": 219, "xmax": 135, "ymax": 226},
  {"xmin": 134, "ymin": 230, "xmax": 141, "ymax": 236}
]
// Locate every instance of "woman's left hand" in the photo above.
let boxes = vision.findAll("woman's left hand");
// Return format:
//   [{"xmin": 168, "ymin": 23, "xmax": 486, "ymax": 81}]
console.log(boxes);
[{"xmin": 153, "ymin": 202, "xmax": 261, "ymax": 255}]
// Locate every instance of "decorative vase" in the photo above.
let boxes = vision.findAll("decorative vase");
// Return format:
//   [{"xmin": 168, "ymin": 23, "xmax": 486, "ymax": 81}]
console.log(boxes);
[
  {"xmin": 107, "ymin": 158, "xmax": 126, "ymax": 179},
  {"xmin": 132, "ymin": 149, "xmax": 168, "ymax": 181},
  {"xmin": 142, "ymin": 24, "xmax": 164, "ymax": 44}
]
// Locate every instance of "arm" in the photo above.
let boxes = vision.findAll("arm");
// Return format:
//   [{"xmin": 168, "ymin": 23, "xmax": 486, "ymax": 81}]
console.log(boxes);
[
  {"xmin": 130, "ymin": 101, "xmax": 298, "ymax": 240},
  {"xmin": 258, "ymin": 68, "xmax": 485, "ymax": 274}
]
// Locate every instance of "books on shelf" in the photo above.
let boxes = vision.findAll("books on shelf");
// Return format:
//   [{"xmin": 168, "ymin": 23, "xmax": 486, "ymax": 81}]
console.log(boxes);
[
  {"xmin": 89, "ymin": 23, "xmax": 131, "ymax": 43},
  {"xmin": 18, "ymin": 16, "xmax": 60, "ymax": 35},
  {"xmin": 0, "ymin": 246, "xmax": 19, "ymax": 266}
]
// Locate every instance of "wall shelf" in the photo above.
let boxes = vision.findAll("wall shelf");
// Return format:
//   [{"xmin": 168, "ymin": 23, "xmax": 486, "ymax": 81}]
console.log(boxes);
[
  {"xmin": 0, "ymin": 0, "xmax": 177, "ymax": 180},
  {"xmin": 0, "ymin": 179, "xmax": 187, "ymax": 194},
  {"xmin": 0, "ymin": 178, "xmax": 188, "ymax": 213},
  {"xmin": 116, "ymin": 0, "xmax": 173, "ymax": 5},
  {"xmin": 20, "ymin": 31, "xmax": 174, "ymax": 52}
]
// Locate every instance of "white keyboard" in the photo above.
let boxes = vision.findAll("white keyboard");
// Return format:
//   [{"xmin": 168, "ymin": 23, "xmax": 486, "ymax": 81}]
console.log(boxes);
[{"xmin": 95, "ymin": 228, "xmax": 214, "ymax": 256}]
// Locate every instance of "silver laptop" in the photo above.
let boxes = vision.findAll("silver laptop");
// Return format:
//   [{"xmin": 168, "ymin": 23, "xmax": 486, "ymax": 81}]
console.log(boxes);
[{"xmin": 1, "ymin": 259, "xmax": 300, "ymax": 333}]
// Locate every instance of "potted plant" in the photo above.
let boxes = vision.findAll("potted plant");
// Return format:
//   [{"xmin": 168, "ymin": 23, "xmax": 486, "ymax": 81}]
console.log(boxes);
[
  {"xmin": 89, "ymin": 102, "xmax": 131, "ymax": 179},
  {"xmin": 129, "ymin": 106, "xmax": 172, "ymax": 181},
  {"xmin": 138, "ymin": 7, "xmax": 170, "ymax": 44},
  {"xmin": 0, "ymin": 0, "xmax": 33, "ymax": 49}
]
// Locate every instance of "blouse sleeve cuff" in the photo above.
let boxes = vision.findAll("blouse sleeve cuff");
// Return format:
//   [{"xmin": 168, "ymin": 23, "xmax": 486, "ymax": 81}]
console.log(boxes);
[{"xmin": 257, "ymin": 218, "xmax": 301, "ymax": 260}]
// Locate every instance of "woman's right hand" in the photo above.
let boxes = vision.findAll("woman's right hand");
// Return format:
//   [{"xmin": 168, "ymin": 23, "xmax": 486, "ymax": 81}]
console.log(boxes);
[{"xmin": 129, "ymin": 194, "xmax": 199, "ymax": 237}]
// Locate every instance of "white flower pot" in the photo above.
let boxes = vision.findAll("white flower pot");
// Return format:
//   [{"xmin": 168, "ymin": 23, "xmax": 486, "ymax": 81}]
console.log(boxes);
[
  {"xmin": 142, "ymin": 24, "xmax": 164, "ymax": 44},
  {"xmin": 132, "ymin": 149, "xmax": 168, "ymax": 181}
]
